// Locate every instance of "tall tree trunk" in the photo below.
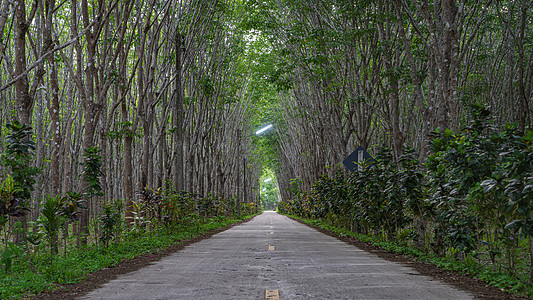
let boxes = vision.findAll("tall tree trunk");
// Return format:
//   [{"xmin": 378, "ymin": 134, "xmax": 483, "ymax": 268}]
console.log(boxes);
[
  {"xmin": 44, "ymin": 0, "xmax": 61, "ymax": 196},
  {"xmin": 79, "ymin": 0, "xmax": 100, "ymax": 245},
  {"xmin": 14, "ymin": 0, "xmax": 32, "ymax": 125},
  {"xmin": 394, "ymin": 0, "xmax": 429, "ymax": 157},
  {"xmin": 136, "ymin": 2, "xmax": 152, "ymax": 189},
  {"xmin": 436, "ymin": 0, "xmax": 460, "ymax": 131},
  {"xmin": 62, "ymin": 87, "xmax": 75, "ymax": 197},
  {"xmin": 517, "ymin": 0, "xmax": 530, "ymax": 132},
  {"xmin": 79, "ymin": 105, "xmax": 98, "ymax": 244},
  {"xmin": 173, "ymin": 33, "xmax": 185, "ymax": 192},
  {"xmin": 121, "ymin": 70, "xmax": 134, "ymax": 225},
  {"xmin": 13, "ymin": 0, "xmax": 32, "ymax": 245}
]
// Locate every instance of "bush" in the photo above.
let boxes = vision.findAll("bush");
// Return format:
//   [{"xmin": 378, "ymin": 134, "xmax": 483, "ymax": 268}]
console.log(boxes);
[{"xmin": 279, "ymin": 105, "xmax": 533, "ymax": 289}]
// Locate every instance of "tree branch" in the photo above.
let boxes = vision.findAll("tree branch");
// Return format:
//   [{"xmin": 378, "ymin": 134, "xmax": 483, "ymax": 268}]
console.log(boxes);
[{"xmin": 0, "ymin": 16, "xmax": 99, "ymax": 93}]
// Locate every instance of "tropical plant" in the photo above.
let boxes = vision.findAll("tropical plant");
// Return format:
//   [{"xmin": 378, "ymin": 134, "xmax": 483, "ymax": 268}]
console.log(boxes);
[
  {"xmin": 1, "ymin": 121, "xmax": 40, "ymax": 204},
  {"xmin": 38, "ymin": 195, "xmax": 65, "ymax": 255},
  {"xmin": 1, "ymin": 242, "xmax": 22, "ymax": 273},
  {"xmin": 137, "ymin": 186, "xmax": 164, "ymax": 222},
  {"xmin": 0, "ymin": 175, "xmax": 22, "ymax": 221},
  {"xmin": 398, "ymin": 147, "xmax": 427, "ymax": 248},
  {"xmin": 100, "ymin": 203, "xmax": 120, "ymax": 248},
  {"xmin": 279, "ymin": 105, "xmax": 533, "ymax": 288},
  {"xmin": 62, "ymin": 191, "xmax": 85, "ymax": 222},
  {"xmin": 128, "ymin": 200, "xmax": 150, "ymax": 233},
  {"xmin": 1, "ymin": 121, "xmax": 40, "ymax": 245},
  {"xmin": 81, "ymin": 147, "xmax": 104, "ymax": 200}
]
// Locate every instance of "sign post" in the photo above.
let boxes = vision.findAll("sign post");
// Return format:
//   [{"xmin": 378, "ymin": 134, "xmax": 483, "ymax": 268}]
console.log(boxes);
[{"xmin": 357, "ymin": 150, "xmax": 364, "ymax": 171}]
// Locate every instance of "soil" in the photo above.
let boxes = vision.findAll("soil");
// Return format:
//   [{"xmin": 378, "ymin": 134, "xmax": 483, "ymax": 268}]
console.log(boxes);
[
  {"xmin": 30, "ymin": 215, "xmax": 529, "ymax": 300},
  {"xmin": 294, "ymin": 218, "xmax": 529, "ymax": 300}
]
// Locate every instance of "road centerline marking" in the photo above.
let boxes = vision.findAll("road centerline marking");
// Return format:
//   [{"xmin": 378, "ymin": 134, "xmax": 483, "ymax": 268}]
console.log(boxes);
[{"xmin": 265, "ymin": 289, "xmax": 279, "ymax": 300}]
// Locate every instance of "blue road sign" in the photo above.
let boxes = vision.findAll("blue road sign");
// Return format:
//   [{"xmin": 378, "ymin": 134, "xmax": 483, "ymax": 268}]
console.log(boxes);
[{"xmin": 342, "ymin": 146, "xmax": 375, "ymax": 172}]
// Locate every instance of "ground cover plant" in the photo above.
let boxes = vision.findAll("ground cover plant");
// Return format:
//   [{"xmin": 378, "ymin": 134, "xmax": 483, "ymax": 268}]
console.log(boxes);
[
  {"xmin": 0, "ymin": 212, "xmax": 256, "ymax": 299},
  {"xmin": 0, "ymin": 121, "xmax": 259, "ymax": 299},
  {"xmin": 1, "ymin": 188, "xmax": 258, "ymax": 299},
  {"xmin": 279, "ymin": 106, "xmax": 533, "ymax": 298}
]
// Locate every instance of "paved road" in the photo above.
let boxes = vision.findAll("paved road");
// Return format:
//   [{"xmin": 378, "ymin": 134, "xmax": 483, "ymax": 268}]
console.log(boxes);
[{"xmin": 81, "ymin": 211, "xmax": 472, "ymax": 299}]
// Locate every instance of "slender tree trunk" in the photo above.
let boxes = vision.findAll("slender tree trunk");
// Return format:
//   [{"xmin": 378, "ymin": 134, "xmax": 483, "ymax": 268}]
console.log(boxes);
[
  {"xmin": 140, "ymin": 121, "xmax": 151, "ymax": 188},
  {"xmin": 517, "ymin": 0, "xmax": 529, "ymax": 132},
  {"xmin": 122, "ymin": 97, "xmax": 134, "ymax": 226},
  {"xmin": 78, "ymin": 0, "xmax": 100, "ymax": 245},
  {"xmin": 44, "ymin": 0, "xmax": 61, "ymax": 195},
  {"xmin": 438, "ymin": 0, "xmax": 459, "ymax": 131},
  {"xmin": 14, "ymin": 0, "xmax": 32, "ymax": 124},
  {"xmin": 173, "ymin": 33, "xmax": 185, "ymax": 192},
  {"xmin": 13, "ymin": 0, "xmax": 32, "ymax": 245},
  {"xmin": 79, "ymin": 106, "xmax": 98, "ymax": 244},
  {"xmin": 530, "ymin": 235, "xmax": 533, "ymax": 284},
  {"xmin": 136, "ymin": 2, "xmax": 151, "ymax": 189},
  {"xmin": 62, "ymin": 89, "xmax": 75, "ymax": 197},
  {"xmin": 394, "ymin": 0, "xmax": 429, "ymax": 156}
]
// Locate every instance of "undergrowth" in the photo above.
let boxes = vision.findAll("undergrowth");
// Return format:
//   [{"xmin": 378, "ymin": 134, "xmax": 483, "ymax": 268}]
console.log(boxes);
[{"xmin": 0, "ymin": 214, "xmax": 257, "ymax": 299}]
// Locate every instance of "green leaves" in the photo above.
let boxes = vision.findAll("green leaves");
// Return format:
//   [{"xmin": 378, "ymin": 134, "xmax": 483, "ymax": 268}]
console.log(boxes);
[
  {"xmin": 100, "ymin": 203, "xmax": 120, "ymax": 248},
  {"xmin": 480, "ymin": 178, "xmax": 499, "ymax": 193},
  {"xmin": 62, "ymin": 192, "xmax": 85, "ymax": 222},
  {"xmin": 38, "ymin": 195, "xmax": 66, "ymax": 255},
  {"xmin": 0, "ymin": 175, "xmax": 23, "ymax": 218},
  {"xmin": 107, "ymin": 121, "xmax": 141, "ymax": 140},
  {"xmin": 81, "ymin": 147, "xmax": 104, "ymax": 199},
  {"xmin": 1, "ymin": 121, "xmax": 40, "ymax": 213},
  {"xmin": 1, "ymin": 242, "xmax": 22, "ymax": 273},
  {"xmin": 281, "ymin": 105, "xmax": 532, "ymax": 269},
  {"xmin": 4, "ymin": 121, "xmax": 36, "ymax": 155}
]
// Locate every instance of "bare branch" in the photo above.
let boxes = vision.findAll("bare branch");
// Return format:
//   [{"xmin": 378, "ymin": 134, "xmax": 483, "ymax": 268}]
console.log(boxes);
[{"xmin": 0, "ymin": 15, "xmax": 99, "ymax": 93}]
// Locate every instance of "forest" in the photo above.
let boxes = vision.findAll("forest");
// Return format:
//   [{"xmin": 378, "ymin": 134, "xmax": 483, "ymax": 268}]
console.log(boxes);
[{"xmin": 0, "ymin": 0, "xmax": 532, "ymax": 298}]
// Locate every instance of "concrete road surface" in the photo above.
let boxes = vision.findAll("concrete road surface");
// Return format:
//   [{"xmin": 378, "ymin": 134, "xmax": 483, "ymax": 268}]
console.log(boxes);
[{"xmin": 81, "ymin": 211, "xmax": 472, "ymax": 300}]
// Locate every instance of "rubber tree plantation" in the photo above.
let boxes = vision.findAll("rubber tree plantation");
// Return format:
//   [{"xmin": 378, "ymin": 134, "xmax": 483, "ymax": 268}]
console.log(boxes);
[{"xmin": 0, "ymin": 0, "xmax": 531, "ymax": 298}]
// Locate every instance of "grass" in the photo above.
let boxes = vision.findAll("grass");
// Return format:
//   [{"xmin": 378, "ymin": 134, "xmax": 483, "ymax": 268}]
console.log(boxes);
[
  {"xmin": 288, "ymin": 214, "xmax": 533, "ymax": 298},
  {"xmin": 0, "ymin": 214, "xmax": 258, "ymax": 299}
]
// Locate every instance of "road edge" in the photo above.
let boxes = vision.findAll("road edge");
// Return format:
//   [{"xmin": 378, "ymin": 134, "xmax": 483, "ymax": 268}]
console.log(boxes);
[
  {"xmin": 30, "ymin": 214, "xmax": 259, "ymax": 300},
  {"xmin": 286, "ymin": 215, "xmax": 527, "ymax": 300}
]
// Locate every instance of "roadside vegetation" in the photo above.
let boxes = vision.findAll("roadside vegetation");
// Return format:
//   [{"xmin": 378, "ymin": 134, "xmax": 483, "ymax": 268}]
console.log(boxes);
[
  {"xmin": 0, "ymin": 0, "xmax": 532, "ymax": 298},
  {"xmin": 0, "ymin": 121, "xmax": 258, "ymax": 299},
  {"xmin": 1, "ymin": 187, "xmax": 257, "ymax": 299},
  {"xmin": 279, "ymin": 107, "xmax": 533, "ymax": 298},
  {"xmin": 1, "ymin": 212, "xmax": 256, "ymax": 299}
]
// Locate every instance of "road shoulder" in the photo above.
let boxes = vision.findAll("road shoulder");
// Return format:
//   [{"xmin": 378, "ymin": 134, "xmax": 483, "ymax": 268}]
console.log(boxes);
[
  {"xmin": 289, "ymin": 216, "xmax": 527, "ymax": 300},
  {"xmin": 30, "ymin": 216, "xmax": 257, "ymax": 300}
]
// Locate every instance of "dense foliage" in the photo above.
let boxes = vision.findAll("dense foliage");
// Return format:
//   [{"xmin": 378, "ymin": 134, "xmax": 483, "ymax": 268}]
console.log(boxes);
[
  {"xmin": 0, "ymin": 183, "xmax": 258, "ymax": 299},
  {"xmin": 1, "ymin": 0, "xmax": 267, "ymax": 253},
  {"xmin": 247, "ymin": 0, "xmax": 533, "ymax": 204},
  {"xmin": 0, "ymin": 119, "xmax": 258, "ymax": 298},
  {"xmin": 279, "ymin": 108, "xmax": 533, "ymax": 294},
  {"xmin": 1, "ymin": 121, "xmax": 39, "ymax": 217},
  {"xmin": 0, "ymin": 213, "xmax": 255, "ymax": 299}
]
